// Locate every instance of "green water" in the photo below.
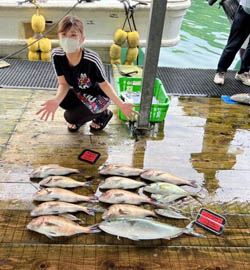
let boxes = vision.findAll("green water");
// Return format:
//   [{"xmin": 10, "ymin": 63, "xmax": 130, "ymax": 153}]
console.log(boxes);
[{"xmin": 158, "ymin": 0, "xmax": 240, "ymax": 68}]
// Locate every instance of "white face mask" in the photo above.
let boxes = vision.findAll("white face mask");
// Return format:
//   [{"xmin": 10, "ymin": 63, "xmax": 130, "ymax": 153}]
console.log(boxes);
[{"xmin": 59, "ymin": 37, "xmax": 80, "ymax": 53}]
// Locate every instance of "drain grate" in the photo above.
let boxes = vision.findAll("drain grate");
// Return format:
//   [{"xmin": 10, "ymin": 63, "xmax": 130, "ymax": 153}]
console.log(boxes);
[
  {"xmin": 157, "ymin": 67, "xmax": 250, "ymax": 97},
  {"xmin": 0, "ymin": 59, "xmax": 112, "ymax": 90}
]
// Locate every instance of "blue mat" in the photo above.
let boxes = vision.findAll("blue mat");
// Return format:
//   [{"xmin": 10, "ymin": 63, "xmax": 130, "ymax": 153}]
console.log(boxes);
[{"xmin": 221, "ymin": 95, "xmax": 239, "ymax": 104}]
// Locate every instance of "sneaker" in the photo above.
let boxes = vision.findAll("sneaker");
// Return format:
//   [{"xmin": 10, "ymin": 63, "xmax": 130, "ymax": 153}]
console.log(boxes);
[
  {"xmin": 235, "ymin": 72, "xmax": 250, "ymax": 86},
  {"xmin": 214, "ymin": 72, "xmax": 225, "ymax": 85}
]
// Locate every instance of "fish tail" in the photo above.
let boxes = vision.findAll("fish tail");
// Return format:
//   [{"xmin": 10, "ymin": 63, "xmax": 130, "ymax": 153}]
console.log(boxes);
[
  {"xmin": 95, "ymin": 187, "xmax": 103, "ymax": 198},
  {"xmin": 189, "ymin": 180, "xmax": 198, "ymax": 188},
  {"xmin": 87, "ymin": 224, "xmax": 101, "ymax": 234},
  {"xmin": 88, "ymin": 196, "xmax": 98, "ymax": 203},
  {"xmin": 86, "ymin": 208, "xmax": 96, "ymax": 216},
  {"xmin": 184, "ymin": 221, "xmax": 206, "ymax": 238},
  {"xmin": 82, "ymin": 181, "xmax": 93, "ymax": 187}
]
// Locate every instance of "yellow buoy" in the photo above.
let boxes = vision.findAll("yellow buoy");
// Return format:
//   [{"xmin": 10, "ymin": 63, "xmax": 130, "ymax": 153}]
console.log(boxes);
[
  {"xmin": 109, "ymin": 43, "xmax": 122, "ymax": 61},
  {"xmin": 39, "ymin": 38, "xmax": 51, "ymax": 53},
  {"xmin": 28, "ymin": 51, "xmax": 40, "ymax": 61},
  {"xmin": 114, "ymin": 29, "xmax": 128, "ymax": 46},
  {"xmin": 125, "ymin": 47, "xmax": 138, "ymax": 64},
  {"xmin": 27, "ymin": 38, "xmax": 39, "ymax": 52},
  {"xmin": 41, "ymin": 52, "xmax": 51, "ymax": 62},
  {"xmin": 31, "ymin": 14, "xmax": 46, "ymax": 33},
  {"xmin": 127, "ymin": 31, "xmax": 140, "ymax": 48}
]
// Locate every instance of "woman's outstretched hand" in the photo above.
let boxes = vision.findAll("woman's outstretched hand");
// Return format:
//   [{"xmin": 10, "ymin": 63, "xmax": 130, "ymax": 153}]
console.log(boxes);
[
  {"xmin": 36, "ymin": 99, "xmax": 59, "ymax": 121},
  {"xmin": 120, "ymin": 103, "xmax": 140, "ymax": 121}
]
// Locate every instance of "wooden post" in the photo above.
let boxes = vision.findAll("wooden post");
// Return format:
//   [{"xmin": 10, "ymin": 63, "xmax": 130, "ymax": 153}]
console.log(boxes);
[{"xmin": 137, "ymin": 0, "xmax": 167, "ymax": 130}]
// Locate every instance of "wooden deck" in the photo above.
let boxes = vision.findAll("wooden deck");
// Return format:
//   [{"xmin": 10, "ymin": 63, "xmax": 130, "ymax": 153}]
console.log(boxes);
[{"xmin": 0, "ymin": 85, "xmax": 250, "ymax": 269}]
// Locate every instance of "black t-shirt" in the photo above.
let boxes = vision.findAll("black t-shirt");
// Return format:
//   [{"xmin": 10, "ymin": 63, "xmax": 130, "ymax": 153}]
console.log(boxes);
[{"xmin": 51, "ymin": 47, "xmax": 108, "ymax": 98}]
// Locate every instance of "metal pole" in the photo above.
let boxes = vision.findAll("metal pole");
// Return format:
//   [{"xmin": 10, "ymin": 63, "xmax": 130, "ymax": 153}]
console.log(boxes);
[{"xmin": 137, "ymin": 0, "xmax": 167, "ymax": 130}]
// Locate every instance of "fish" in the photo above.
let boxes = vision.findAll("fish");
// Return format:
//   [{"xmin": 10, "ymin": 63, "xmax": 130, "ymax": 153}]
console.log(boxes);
[
  {"xmin": 230, "ymin": 93, "xmax": 250, "ymax": 105},
  {"xmin": 39, "ymin": 176, "xmax": 90, "ymax": 188},
  {"xmin": 99, "ymin": 164, "xmax": 144, "ymax": 177},
  {"xmin": 154, "ymin": 209, "xmax": 190, "ymax": 220},
  {"xmin": 30, "ymin": 164, "xmax": 80, "ymax": 178},
  {"xmin": 30, "ymin": 201, "xmax": 95, "ymax": 217},
  {"xmin": 99, "ymin": 176, "xmax": 146, "ymax": 190},
  {"xmin": 32, "ymin": 188, "xmax": 97, "ymax": 203},
  {"xmin": 151, "ymin": 193, "xmax": 187, "ymax": 203},
  {"xmin": 102, "ymin": 204, "xmax": 157, "ymax": 219},
  {"xmin": 27, "ymin": 215, "xmax": 100, "ymax": 239},
  {"xmin": 143, "ymin": 182, "xmax": 197, "ymax": 197},
  {"xmin": 99, "ymin": 217, "xmax": 205, "ymax": 240},
  {"xmin": 140, "ymin": 169, "xmax": 197, "ymax": 187},
  {"xmin": 97, "ymin": 189, "xmax": 157, "ymax": 206}
]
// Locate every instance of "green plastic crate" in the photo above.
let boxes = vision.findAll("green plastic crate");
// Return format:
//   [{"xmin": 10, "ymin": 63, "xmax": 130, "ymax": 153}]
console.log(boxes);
[{"xmin": 116, "ymin": 77, "xmax": 170, "ymax": 122}]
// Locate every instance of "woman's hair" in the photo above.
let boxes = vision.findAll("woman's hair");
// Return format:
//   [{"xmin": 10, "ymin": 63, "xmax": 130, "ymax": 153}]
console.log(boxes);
[{"xmin": 58, "ymin": 16, "xmax": 85, "ymax": 36}]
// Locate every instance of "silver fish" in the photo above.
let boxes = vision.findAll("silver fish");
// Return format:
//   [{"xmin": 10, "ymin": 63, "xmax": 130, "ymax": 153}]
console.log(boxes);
[
  {"xmin": 144, "ymin": 182, "xmax": 196, "ymax": 196},
  {"xmin": 102, "ymin": 204, "xmax": 157, "ymax": 219},
  {"xmin": 30, "ymin": 164, "xmax": 80, "ymax": 178},
  {"xmin": 30, "ymin": 201, "xmax": 95, "ymax": 217},
  {"xmin": 99, "ymin": 164, "xmax": 144, "ymax": 177},
  {"xmin": 99, "ymin": 217, "xmax": 205, "ymax": 240},
  {"xmin": 39, "ymin": 176, "xmax": 89, "ymax": 188},
  {"xmin": 27, "ymin": 215, "xmax": 100, "ymax": 239},
  {"xmin": 98, "ymin": 189, "xmax": 156, "ymax": 206},
  {"xmin": 99, "ymin": 176, "xmax": 146, "ymax": 190},
  {"xmin": 140, "ymin": 169, "xmax": 197, "ymax": 188},
  {"xmin": 151, "ymin": 193, "xmax": 187, "ymax": 203},
  {"xmin": 231, "ymin": 93, "xmax": 250, "ymax": 105},
  {"xmin": 155, "ymin": 209, "xmax": 190, "ymax": 220},
  {"xmin": 32, "ymin": 188, "xmax": 97, "ymax": 203}
]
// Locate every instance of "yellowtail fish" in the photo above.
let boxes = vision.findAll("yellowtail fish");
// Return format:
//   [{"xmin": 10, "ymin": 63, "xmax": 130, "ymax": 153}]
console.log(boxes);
[
  {"xmin": 102, "ymin": 204, "xmax": 157, "ymax": 219},
  {"xmin": 33, "ymin": 188, "xmax": 97, "ymax": 203},
  {"xmin": 99, "ymin": 217, "xmax": 205, "ymax": 240},
  {"xmin": 30, "ymin": 164, "xmax": 80, "ymax": 178},
  {"xmin": 140, "ymin": 169, "xmax": 197, "ymax": 187},
  {"xmin": 30, "ymin": 201, "xmax": 95, "ymax": 217},
  {"xmin": 27, "ymin": 215, "xmax": 100, "ymax": 239},
  {"xmin": 97, "ymin": 189, "xmax": 157, "ymax": 206},
  {"xmin": 39, "ymin": 176, "xmax": 90, "ymax": 188},
  {"xmin": 99, "ymin": 164, "xmax": 144, "ymax": 177},
  {"xmin": 99, "ymin": 176, "xmax": 146, "ymax": 190}
]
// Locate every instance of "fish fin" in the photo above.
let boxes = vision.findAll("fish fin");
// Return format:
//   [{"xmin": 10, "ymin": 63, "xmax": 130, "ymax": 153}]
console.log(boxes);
[
  {"xmin": 88, "ymin": 224, "xmax": 101, "ymax": 233},
  {"xmin": 184, "ymin": 221, "xmax": 206, "ymax": 238},
  {"xmin": 59, "ymin": 213, "xmax": 81, "ymax": 221},
  {"xmin": 95, "ymin": 187, "xmax": 103, "ymax": 198},
  {"xmin": 189, "ymin": 180, "xmax": 198, "ymax": 188},
  {"xmin": 138, "ymin": 187, "xmax": 146, "ymax": 198}
]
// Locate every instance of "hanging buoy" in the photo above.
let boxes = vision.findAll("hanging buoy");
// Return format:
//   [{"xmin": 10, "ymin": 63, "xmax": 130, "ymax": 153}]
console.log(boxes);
[
  {"xmin": 125, "ymin": 47, "xmax": 138, "ymax": 64},
  {"xmin": 41, "ymin": 52, "xmax": 51, "ymax": 62},
  {"xmin": 28, "ymin": 51, "xmax": 40, "ymax": 61},
  {"xmin": 127, "ymin": 31, "xmax": 140, "ymax": 48},
  {"xmin": 109, "ymin": 43, "xmax": 122, "ymax": 61},
  {"xmin": 31, "ymin": 14, "xmax": 46, "ymax": 33},
  {"xmin": 39, "ymin": 38, "xmax": 51, "ymax": 52},
  {"xmin": 114, "ymin": 29, "xmax": 128, "ymax": 46},
  {"xmin": 27, "ymin": 38, "xmax": 39, "ymax": 52}
]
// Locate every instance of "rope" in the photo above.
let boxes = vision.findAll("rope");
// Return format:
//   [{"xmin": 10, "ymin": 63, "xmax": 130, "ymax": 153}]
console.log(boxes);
[{"xmin": 0, "ymin": 0, "xmax": 88, "ymax": 61}]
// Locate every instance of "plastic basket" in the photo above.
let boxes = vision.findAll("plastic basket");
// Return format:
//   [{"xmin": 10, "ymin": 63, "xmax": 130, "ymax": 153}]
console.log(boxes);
[{"xmin": 116, "ymin": 77, "xmax": 170, "ymax": 122}]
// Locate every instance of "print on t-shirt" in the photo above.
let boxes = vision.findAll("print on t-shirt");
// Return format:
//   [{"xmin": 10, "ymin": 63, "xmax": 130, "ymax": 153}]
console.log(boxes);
[{"xmin": 78, "ymin": 73, "xmax": 92, "ymax": 89}]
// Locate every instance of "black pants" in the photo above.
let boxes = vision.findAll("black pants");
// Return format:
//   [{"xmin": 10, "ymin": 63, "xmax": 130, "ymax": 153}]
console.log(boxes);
[
  {"xmin": 217, "ymin": 5, "xmax": 250, "ymax": 73},
  {"xmin": 59, "ymin": 90, "xmax": 104, "ymax": 125}
]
